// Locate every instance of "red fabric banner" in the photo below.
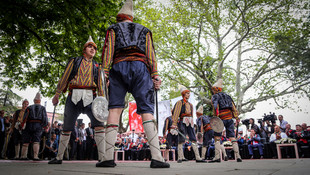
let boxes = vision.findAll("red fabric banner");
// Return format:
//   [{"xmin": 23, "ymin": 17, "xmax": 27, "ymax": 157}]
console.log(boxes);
[{"xmin": 129, "ymin": 102, "xmax": 144, "ymax": 133}]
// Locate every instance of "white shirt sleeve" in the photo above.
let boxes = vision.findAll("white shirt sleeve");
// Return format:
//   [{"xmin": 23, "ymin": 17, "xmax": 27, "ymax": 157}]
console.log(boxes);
[{"xmin": 270, "ymin": 133, "xmax": 276, "ymax": 142}]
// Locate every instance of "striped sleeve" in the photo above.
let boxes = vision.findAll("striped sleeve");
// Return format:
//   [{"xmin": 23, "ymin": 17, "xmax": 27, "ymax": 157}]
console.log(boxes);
[
  {"xmin": 97, "ymin": 66, "xmax": 104, "ymax": 97},
  {"xmin": 145, "ymin": 32, "xmax": 158, "ymax": 77},
  {"xmin": 102, "ymin": 29, "xmax": 115, "ymax": 77},
  {"xmin": 172, "ymin": 100, "xmax": 182, "ymax": 126},
  {"xmin": 55, "ymin": 59, "xmax": 74, "ymax": 95}
]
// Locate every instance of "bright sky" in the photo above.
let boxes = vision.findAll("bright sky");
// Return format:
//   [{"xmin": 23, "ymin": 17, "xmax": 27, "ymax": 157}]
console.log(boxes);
[{"xmin": 13, "ymin": 86, "xmax": 309, "ymax": 130}]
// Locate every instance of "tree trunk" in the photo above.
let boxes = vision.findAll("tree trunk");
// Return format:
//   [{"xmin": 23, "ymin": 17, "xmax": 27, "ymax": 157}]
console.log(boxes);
[{"xmin": 236, "ymin": 43, "xmax": 242, "ymax": 112}]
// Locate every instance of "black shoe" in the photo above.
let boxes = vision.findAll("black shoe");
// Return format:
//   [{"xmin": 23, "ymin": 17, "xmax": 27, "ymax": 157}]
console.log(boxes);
[
  {"xmin": 20, "ymin": 158, "xmax": 29, "ymax": 161},
  {"xmin": 182, "ymin": 158, "xmax": 188, "ymax": 161},
  {"xmin": 237, "ymin": 158, "xmax": 242, "ymax": 162},
  {"xmin": 96, "ymin": 160, "xmax": 116, "ymax": 167},
  {"xmin": 177, "ymin": 159, "xmax": 182, "ymax": 163},
  {"xmin": 150, "ymin": 159, "xmax": 170, "ymax": 168},
  {"xmin": 33, "ymin": 158, "xmax": 41, "ymax": 161},
  {"xmin": 208, "ymin": 158, "xmax": 221, "ymax": 163},
  {"xmin": 224, "ymin": 156, "xmax": 228, "ymax": 161},
  {"xmin": 48, "ymin": 158, "xmax": 62, "ymax": 164},
  {"xmin": 196, "ymin": 159, "xmax": 207, "ymax": 163}
]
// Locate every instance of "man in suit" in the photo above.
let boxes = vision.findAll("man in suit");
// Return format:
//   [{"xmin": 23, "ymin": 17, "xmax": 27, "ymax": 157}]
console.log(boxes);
[
  {"xmin": 0, "ymin": 110, "xmax": 10, "ymax": 159},
  {"xmin": 85, "ymin": 123, "xmax": 95, "ymax": 160},
  {"xmin": 69, "ymin": 121, "xmax": 79, "ymax": 160}
]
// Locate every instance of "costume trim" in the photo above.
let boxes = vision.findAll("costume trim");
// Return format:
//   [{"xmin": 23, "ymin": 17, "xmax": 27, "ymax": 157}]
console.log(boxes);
[
  {"xmin": 106, "ymin": 124, "xmax": 119, "ymax": 128},
  {"xmin": 61, "ymin": 132, "xmax": 70, "ymax": 136},
  {"xmin": 142, "ymin": 119, "xmax": 155, "ymax": 125},
  {"xmin": 219, "ymin": 109, "xmax": 233, "ymax": 120},
  {"xmin": 117, "ymin": 14, "xmax": 133, "ymax": 22}
]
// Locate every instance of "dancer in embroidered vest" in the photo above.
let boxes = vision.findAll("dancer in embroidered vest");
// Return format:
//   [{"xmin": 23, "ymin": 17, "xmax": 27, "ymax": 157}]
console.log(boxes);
[
  {"xmin": 97, "ymin": 0, "xmax": 169, "ymax": 168},
  {"xmin": 48, "ymin": 36, "xmax": 105, "ymax": 164}
]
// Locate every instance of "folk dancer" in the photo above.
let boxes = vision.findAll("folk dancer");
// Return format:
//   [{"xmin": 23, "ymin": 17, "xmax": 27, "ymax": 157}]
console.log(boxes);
[
  {"xmin": 209, "ymin": 79, "xmax": 242, "ymax": 163},
  {"xmin": 48, "ymin": 36, "xmax": 105, "ymax": 164},
  {"xmin": 9, "ymin": 99, "xmax": 29, "ymax": 159},
  {"xmin": 20, "ymin": 93, "xmax": 48, "ymax": 160},
  {"xmin": 97, "ymin": 0, "xmax": 169, "ymax": 168},
  {"xmin": 171, "ymin": 87, "xmax": 207, "ymax": 163}
]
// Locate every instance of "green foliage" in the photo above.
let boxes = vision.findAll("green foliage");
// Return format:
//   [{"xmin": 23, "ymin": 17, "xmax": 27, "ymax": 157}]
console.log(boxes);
[
  {"xmin": 0, "ymin": 0, "xmax": 120, "ymax": 104},
  {"xmin": 0, "ymin": 80, "xmax": 23, "ymax": 113},
  {"xmin": 135, "ymin": 0, "xmax": 310, "ymax": 114}
]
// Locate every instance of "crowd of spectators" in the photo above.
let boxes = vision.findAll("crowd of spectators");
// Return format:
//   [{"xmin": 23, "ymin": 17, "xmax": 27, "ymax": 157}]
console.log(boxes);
[{"xmin": 1, "ymin": 110, "xmax": 309, "ymax": 161}]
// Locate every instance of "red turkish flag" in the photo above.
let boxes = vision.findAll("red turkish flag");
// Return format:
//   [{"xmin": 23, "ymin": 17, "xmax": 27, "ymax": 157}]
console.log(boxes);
[{"xmin": 129, "ymin": 102, "xmax": 144, "ymax": 133}]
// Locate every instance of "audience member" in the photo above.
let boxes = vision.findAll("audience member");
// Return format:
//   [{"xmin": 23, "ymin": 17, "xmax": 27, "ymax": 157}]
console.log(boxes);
[
  {"xmin": 43, "ymin": 133, "xmax": 58, "ymax": 160},
  {"xmin": 293, "ymin": 124, "xmax": 309, "ymax": 158},
  {"xmin": 248, "ymin": 118, "xmax": 261, "ymax": 136},
  {"xmin": 85, "ymin": 123, "xmax": 95, "ymax": 160},
  {"xmin": 278, "ymin": 115, "xmax": 288, "ymax": 132},
  {"xmin": 285, "ymin": 124, "xmax": 295, "ymax": 138},
  {"xmin": 269, "ymin": 125, "xmax": 287, "ymax": 158},
  {"xmin": 0, "ymin": 110, "xmax": 10, "ymax": 159},
  {"xmin": 247, "ymin": 129, "xmax": 264, "ymax": 159},
  {"xmin": 69, "ymin": 121, "xmax": 79, "ymax": 160},
  {"xmin": 77, "ymin": 123, "xmax": 86, "ymax": 160}
]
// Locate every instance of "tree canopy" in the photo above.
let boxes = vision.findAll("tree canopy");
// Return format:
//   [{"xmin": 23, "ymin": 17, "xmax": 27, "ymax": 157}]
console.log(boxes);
[
  {"xmin": 136, "ymin": 0, "xmax": 310, "ymax": 115},
  {"xmin": 0, "ymin": 0, "xmax": 119, "ymax": 104}
]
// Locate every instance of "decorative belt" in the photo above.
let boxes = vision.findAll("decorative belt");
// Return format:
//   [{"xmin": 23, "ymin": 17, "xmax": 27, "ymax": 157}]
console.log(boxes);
[
  {"xmin": 219, "ymin": 109, "xmax": 233, "ymax": 120},
  {"xmin": 180, "ymin": 114, "xmax": 192, "ymax": 120},
  {"xmin": 68, "ymin": 86, "xmax": 96, "ymax": 96}
]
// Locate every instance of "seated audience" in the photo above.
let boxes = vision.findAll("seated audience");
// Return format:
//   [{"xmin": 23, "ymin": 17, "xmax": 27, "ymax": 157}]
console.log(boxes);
[{"xmin": 247, "ymin": 129, "xmax": 264, "ymax": 159}]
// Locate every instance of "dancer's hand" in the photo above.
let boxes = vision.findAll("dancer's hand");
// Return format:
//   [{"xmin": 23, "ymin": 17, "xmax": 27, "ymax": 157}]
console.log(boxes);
[
  {"xmin": 52, "ymin": 94, "xmax": 59, "ymax": 106},
  {"xmin": 152, "ymin": 76, "xmax": 161, "ymax": 90},
  {"xmin": 105, "ymin": 74, "xmax": 110, "ymax": 87}
]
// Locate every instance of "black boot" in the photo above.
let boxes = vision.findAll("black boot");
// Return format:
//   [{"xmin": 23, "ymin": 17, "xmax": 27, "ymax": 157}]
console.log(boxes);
[
  {"xmin": 224, "ymin": 156, "xmax": 228, "ymax": 161},
  {"xmin": 237, "ymin": 158, "xmax": 242, "ymax": 162},
  {"xmin": 208, "ymin": 158, "xmax": 221, "ymax": 163},
  {"xmin": 96, "ymin": 160, "xmax": 116, "ymax": 167},
  {"xmin": 196, "ymin": 159, "xmax": 207, "ymax": 163},
  {"xmin": 48, "ymin": 158, "xmax": 62, "ymax": 164},
  {"xmin": 150, "ymin": 159, "xmax": 170, "ymax": 168}
]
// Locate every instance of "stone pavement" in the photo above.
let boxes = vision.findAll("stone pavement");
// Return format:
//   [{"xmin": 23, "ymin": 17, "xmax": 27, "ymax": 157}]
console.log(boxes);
[{"xmin": 0, "ymin": 159, "xmax": 310, "ymax": 175}]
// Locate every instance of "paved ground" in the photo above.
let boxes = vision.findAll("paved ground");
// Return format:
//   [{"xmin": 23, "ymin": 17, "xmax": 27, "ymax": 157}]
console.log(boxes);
[{"xmin": 0, "ymin": 159, "xmax": 310, "ymax": 175}]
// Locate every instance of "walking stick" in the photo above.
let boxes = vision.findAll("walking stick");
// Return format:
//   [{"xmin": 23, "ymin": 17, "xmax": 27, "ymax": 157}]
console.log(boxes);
[
  {"xmin": 236, "ymin": 121, "xmax": 239, "ymax": 138},
  {"xmin": 155, "ymin": 90, "xmax": 159, "ymax": 126},
  {"xmin": 154, "ymin": 77, "xmax": 160, "ymax": 130},
  {"xmin": 49, "ymin": 105, "xmax": 56, "ymax": 139}
]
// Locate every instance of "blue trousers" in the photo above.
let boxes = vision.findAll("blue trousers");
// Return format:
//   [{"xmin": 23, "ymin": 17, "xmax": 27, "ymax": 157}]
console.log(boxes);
[
  {"xmin": 248, "ymin": 144, "xmax": 264, "ymax": 156},
  {"xmin": 108, "ymin": 61, "xmax": 154, "ymax": 115}
]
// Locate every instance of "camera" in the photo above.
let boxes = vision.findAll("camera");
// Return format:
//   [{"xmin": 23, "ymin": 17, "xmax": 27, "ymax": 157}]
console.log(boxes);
[
  {"xmin": 263, "ymin": 112, "xmax": 277, "ymax": 123},
  {"xmin": 258, "ymin": 119, "xmax": 263, "ymax": 125},
  {"xmin": 242, "ymin": 119, "xmax": 250, "ymax": 126}
]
